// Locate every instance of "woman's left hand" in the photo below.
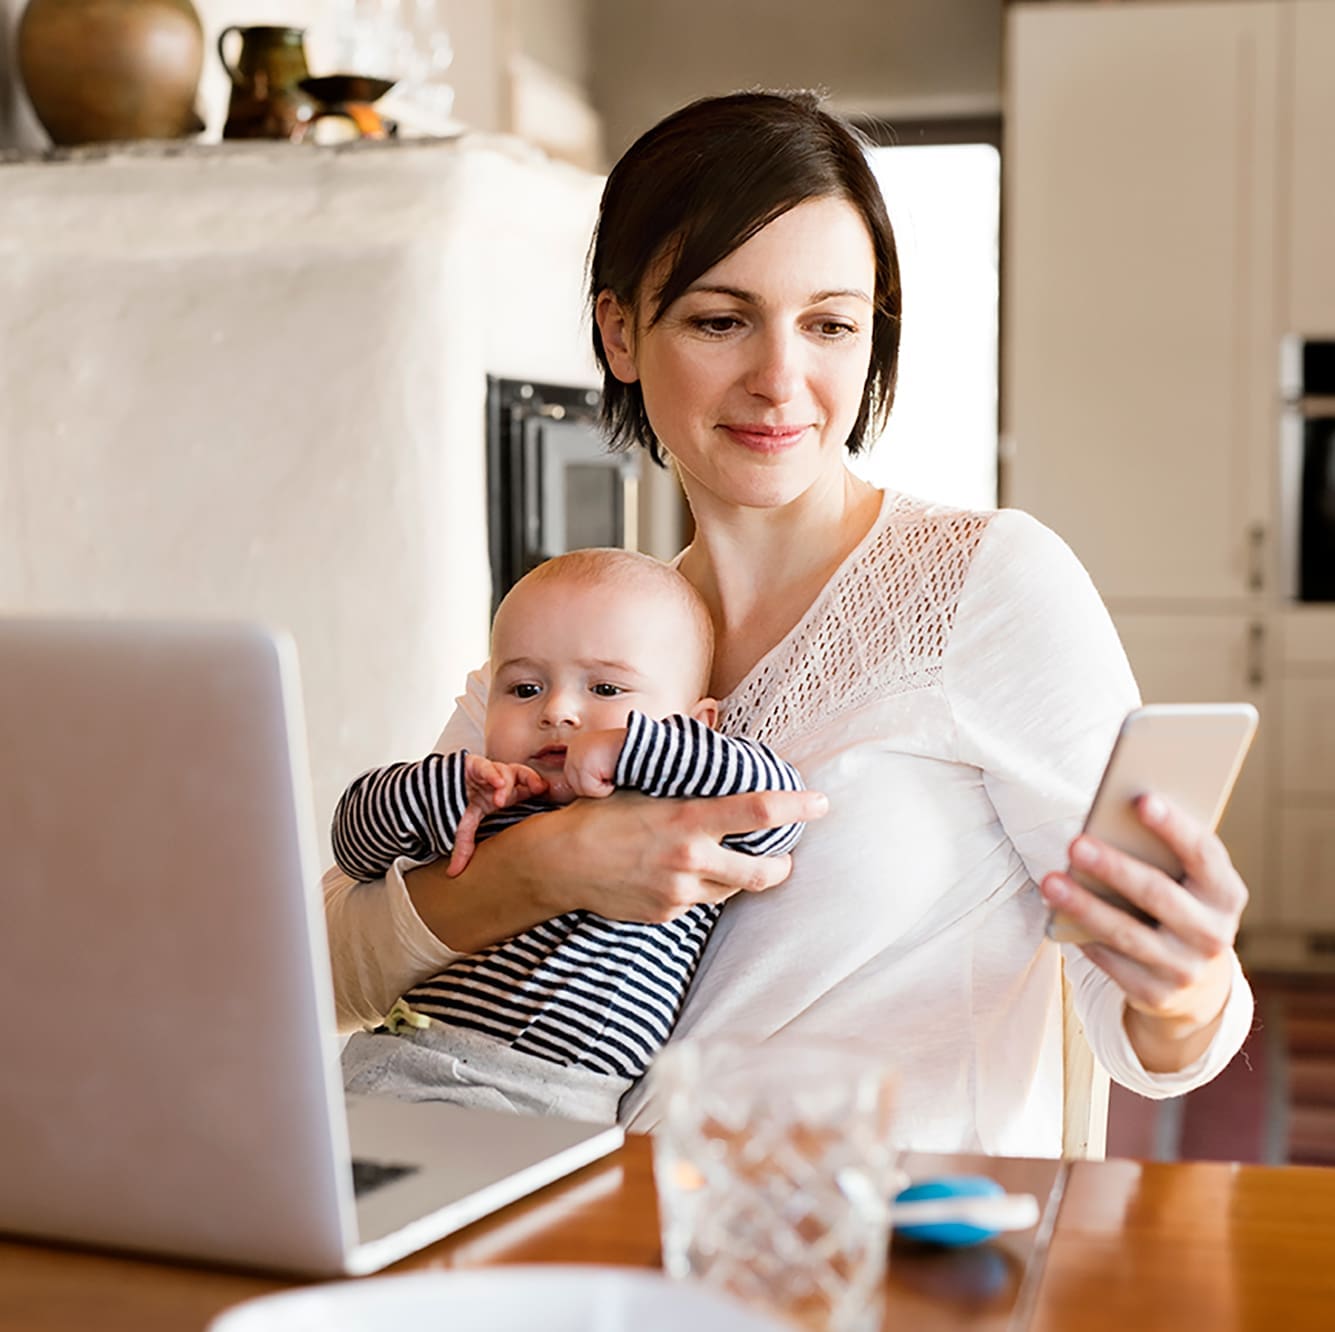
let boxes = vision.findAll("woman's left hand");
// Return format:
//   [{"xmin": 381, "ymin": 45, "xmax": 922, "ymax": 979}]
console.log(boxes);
[{"xmin": 1039, "ymin": 793, "xmax": 1248, "ymax": 1072}]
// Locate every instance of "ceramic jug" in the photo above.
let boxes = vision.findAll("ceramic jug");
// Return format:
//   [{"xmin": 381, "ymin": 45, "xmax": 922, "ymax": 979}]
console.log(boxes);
[
  {"xmin": 18, "ymin": 0, "xmax": 204, "ymax": 145},
  {"xmin": 218, "ymin": 24, "xmax": 315, "ymax": 140}
]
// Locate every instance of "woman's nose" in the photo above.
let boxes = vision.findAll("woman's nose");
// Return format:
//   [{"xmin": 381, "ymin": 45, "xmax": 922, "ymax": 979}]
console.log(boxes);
[{"xmin": 744, "ymin": 328, "xmax": 801, "ymax": 403}]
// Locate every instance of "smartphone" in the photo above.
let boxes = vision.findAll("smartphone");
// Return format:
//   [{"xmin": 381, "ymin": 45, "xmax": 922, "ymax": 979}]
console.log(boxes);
[{"xmin": 1045, "ymin": 703, "xmax": 1259, "ymax": 944}]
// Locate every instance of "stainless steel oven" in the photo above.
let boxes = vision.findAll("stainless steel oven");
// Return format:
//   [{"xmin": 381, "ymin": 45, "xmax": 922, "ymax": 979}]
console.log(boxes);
[
  {"xmin": 486, "ymin": 377, "xmax": 640, "ymax": 613},
  {"xmin": 1280, "ymin": 337, "xmax": 1335, "ymax": 601}
]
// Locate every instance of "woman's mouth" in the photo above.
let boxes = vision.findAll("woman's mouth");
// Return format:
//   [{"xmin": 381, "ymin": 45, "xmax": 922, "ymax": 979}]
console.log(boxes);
[{"xmin": 720, "ymin": 424, "xmax": 810, "ymax": 453}]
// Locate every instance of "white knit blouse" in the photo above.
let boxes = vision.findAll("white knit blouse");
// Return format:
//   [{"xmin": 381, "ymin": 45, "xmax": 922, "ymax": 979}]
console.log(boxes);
[{"xmin": 323, "ymin": 493, "xmax": 1254, "ymax": 1157}]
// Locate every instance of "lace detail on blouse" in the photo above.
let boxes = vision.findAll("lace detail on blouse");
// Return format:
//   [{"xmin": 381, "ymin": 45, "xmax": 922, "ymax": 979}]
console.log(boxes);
[{"xmin": 718, "ymin": 494, "xmax": 995, "ymax": 751}]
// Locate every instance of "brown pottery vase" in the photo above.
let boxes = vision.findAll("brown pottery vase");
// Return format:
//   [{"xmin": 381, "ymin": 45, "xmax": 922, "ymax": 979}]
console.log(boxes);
[{"xmin": 18, "ymin": 0, "xmax": 204, "ymax": 145}]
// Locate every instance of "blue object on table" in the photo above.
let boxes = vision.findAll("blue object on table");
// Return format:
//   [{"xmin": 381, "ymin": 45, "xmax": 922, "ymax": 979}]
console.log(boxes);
[{"xmin": 892, "ymin": 1174, "xmax": 1010, "ymax": 1248}]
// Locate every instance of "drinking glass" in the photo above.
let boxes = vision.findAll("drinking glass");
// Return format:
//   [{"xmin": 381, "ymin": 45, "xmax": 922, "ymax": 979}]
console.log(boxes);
[{"xmin": 650, "ymin": 1037, "xmax": 898, "ymax": 1332}]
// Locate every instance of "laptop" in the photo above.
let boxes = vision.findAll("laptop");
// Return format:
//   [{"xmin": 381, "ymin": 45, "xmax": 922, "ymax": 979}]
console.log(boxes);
[{"xmin": 0, "ymin": 617, "xmax": 623, "ymax": 1276}]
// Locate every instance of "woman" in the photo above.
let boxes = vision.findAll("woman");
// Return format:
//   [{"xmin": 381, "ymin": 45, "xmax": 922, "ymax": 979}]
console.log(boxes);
[{"xmin": 325, "ymin": 91, "xmax": 1252, "ymax": 1155}]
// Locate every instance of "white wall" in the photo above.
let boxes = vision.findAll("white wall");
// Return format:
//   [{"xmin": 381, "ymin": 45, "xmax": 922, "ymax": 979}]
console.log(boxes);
[
  {"xmin": 590, "ymin": 0, "xmax": 1002, "ymax": 153},
  {"xmin": 0, "ymin": 137, "xmax": 602, "ymax": 850},
  {"xmin": 1, "ymin": 0, "xmax": 43, "ymax": 150}
]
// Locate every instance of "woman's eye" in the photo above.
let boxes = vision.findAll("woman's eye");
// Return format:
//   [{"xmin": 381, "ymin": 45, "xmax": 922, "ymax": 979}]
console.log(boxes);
[
  {"xmin": 590, "ymin": 683, "xmax": 625, "ymax": 698},
  {"xmin": 813, "ymin": 319, "xmax": 857, "ymax": 339},
  {"xmin": 510, "ymin": 683, "xmax": 541, "ymax": 699},
  {"xmin": 690, "ymin": 315, "xmax": 742, "ymax": 337}
]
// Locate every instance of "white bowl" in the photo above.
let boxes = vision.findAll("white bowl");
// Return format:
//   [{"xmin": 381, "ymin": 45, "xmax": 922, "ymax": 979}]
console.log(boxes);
[{"xmin": 208, "ymin": 1265, "xmax": 790, "ymax": 1332}]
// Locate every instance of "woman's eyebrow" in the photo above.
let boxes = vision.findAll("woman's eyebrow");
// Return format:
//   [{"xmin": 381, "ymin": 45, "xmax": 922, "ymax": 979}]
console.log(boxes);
[{"xmin": 684, "ymin": 283, "xmax": 872, "ymax": 305}]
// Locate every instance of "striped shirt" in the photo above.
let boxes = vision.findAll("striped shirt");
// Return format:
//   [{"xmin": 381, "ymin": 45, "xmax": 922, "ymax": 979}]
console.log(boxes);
[{"xmin": 331, "ymin": 712, "xmax": 804, "ymax": 1079}]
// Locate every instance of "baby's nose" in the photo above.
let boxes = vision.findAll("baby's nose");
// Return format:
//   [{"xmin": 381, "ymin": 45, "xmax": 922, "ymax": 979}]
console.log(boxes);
[{"xmin": 539, "ymin": 693, "xmax": 580, "ymax": 727}]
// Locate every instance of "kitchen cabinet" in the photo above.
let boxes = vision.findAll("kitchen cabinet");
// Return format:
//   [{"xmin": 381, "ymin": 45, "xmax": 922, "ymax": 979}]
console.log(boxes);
[
  {"xmin": 1275, "ymin": 610, "xmax": 1335, "ymax": 933},
  {"xmin": 1004, "ymin": 1, "xmax": 1279, "ymax": 603},
  {"xmin": 1286, "ymin": 1, "xmax": 1335, "ymax": 333},
  {"xmin": 1004, "ymin": 1, "xmax": 1335, "ymax": 956}
]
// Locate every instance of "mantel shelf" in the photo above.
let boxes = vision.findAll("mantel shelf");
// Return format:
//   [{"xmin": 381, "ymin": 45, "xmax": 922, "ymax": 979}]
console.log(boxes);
[{"xmin": 0, "ymin": 130, "xmax": 547, "ymax": 170}]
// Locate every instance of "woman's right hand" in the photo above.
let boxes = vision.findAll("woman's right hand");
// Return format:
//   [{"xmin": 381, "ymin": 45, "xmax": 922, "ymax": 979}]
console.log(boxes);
[
  {"xmin": 405, "ymin": 786, "xmax": 828, "ymax": 953},
  {"xmin": 553, "ymin": 787, "xmax": 828, "ymax": 921}
]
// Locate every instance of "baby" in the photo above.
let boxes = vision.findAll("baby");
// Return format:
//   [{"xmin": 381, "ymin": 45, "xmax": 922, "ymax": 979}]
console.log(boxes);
[{"xmin": 333, "ymin": 548, "xmax": 804, "ymax": 1124}]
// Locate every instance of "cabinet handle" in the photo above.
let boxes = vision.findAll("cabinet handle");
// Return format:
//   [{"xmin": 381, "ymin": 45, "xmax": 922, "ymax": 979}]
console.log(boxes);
[
  {"xmin": 1247, "ymin": 524, "xmax": 1265, "ymax": 593},
  {"xmin": 1247, "ymin": 621, "xmax": 1264, "ymax": 688}
]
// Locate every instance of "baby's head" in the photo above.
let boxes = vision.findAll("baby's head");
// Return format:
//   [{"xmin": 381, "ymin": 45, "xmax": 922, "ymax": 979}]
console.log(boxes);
[{"xmin": 485, "ymin": 549, "xmax": 717, "ymax": 780}]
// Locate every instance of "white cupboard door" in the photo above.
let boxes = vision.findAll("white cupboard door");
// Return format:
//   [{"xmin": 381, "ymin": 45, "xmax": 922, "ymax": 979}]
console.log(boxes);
[
  {"xmin": 1005, "ymin": 3, "xmax": 1278, "ymax": 600},
  {"xmin": 1278, "ymin": 810, "xmax": 1335, "ymax": 931},
  {"xmin": 1111, "ymin": 612, "xmax": 1270, "ymax": 921},
  {"xmin": 1280, "ymin": 677, "xmax": 1335, "ymax": 798},
  {"xmin": 1287, "ymin": 1, "xmax": 1335, "ymax": 333}
]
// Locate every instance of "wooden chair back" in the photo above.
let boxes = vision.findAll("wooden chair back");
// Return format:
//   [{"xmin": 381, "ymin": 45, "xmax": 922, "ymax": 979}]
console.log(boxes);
[{"xmin": 1061, "ymin": 960, "xmax": 1110, "ymax": 1159}]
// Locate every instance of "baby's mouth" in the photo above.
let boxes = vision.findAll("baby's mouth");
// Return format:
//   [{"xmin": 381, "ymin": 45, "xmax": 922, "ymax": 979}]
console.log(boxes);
[{"xmin": 532, "ymin": 745, "xmax": 567, "ymax": 764}]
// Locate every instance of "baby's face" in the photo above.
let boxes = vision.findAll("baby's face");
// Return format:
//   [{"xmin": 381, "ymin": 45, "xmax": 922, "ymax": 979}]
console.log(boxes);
[{"xmin": 485, "ymin": 576, "xmax": 711, "ymax": 784}]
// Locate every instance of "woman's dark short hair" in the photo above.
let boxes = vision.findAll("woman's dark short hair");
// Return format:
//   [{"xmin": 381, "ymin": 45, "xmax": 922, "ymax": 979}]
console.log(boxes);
[{"xmin": 589, "ymin": 90, "xmax": 901, "ymax": 465}]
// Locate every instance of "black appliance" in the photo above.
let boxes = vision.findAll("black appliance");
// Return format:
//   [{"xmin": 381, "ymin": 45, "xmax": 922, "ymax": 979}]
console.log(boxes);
[
  {"xmin": 485, "ymin": 377, "xmax": 640, "ymax": 613},
  {"xmin": 1282, "ymin": 338, "xmax": 1335, "ymax": 601}
]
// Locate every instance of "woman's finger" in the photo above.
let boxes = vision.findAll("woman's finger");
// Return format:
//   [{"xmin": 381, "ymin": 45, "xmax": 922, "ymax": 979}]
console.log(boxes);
[
  {"xmin": 662, "ymin": 837, "xmax": 793, "ymax": 903},
  {"xmin": 1066, "ymin": 836, "xmax": 1236, "ymax": 958},
  {"xmin": 688, "ymin": 788, "xmax": 829, "ymax": 838},
  {"xmin": 1041, "ymin": 868, "xmax": 1227, "ymax": 975},
  {"xmin": 1135, "ymin": 794, "xmax": 1248, "ymax": 914}
]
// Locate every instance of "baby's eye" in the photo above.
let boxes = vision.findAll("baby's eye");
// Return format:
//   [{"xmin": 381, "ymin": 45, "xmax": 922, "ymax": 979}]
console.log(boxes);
[
  {"xmin": 510, "ymin": 682, "xmax": 542, "ymax": 699},
  {"xmin": 590, "ymin": 683, "xmax": 625, "ymax": 698}
]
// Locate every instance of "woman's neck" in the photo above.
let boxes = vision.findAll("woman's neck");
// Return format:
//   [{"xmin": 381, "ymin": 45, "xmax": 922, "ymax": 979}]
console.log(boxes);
[{"xmin": 678, "ymin": 470, "xmax": 884, "ymax": 698}]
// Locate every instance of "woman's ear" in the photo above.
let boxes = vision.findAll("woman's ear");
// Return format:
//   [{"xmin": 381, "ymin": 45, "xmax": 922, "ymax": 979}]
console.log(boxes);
[
  {"xmin": 691, "ymin": 697, "xmax": 719, "ymax": 728},
  {"xmin": 595, "ymin": 290, "xmax": 640, "ymax": 384}
]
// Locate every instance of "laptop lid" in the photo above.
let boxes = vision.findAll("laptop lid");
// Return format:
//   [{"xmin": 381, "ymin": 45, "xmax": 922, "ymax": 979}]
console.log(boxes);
[{"xmin": 0, "ymin": 617, "xmax": 375, "ymax": 1273}]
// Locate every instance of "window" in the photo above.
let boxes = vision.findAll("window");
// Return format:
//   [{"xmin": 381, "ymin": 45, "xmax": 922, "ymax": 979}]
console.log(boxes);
[{"xmin": 852, "ymin": 140, "xmax": 1000, "ymax": 511}]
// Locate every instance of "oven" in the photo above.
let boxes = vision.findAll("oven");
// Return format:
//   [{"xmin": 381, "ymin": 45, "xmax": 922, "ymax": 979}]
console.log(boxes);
[
  {"xmin": 1281, "ymin": 337, "xmax": 1335, "ymax": 602},
  {"xmin": 486, "ymin": 377, "xmax": 641, "ymax": 613}
]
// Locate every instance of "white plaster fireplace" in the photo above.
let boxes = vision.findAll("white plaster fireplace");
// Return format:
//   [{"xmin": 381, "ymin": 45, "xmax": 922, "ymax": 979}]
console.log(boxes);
[{"xmin": 0, "ymin": 135, "xmax": 610, "ymax": 855}]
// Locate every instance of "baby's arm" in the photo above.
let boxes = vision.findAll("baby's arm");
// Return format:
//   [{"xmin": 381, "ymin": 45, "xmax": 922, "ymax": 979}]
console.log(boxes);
[
  {"xmin": 331, "ymin": 753, "xmax": 470, "ymax": 883},
  {"xmin": 610, "ymin": 712, "xmax": 807, "ymax": 855},
  {"xmin": 447, "ymin": 756, "xmax": 548, "ymax": 876},
  {"xmin": 332, "ymin": 752, "xmax": 545, "ymax": 883}
]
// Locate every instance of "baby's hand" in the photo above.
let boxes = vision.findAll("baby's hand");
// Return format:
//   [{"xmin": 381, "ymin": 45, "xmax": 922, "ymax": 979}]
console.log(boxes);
[
  {"xmin": 447, "ymin": 755, "xmax": 548, "ymax": 876},
  {"xmin": 561, "ymin": 728, "xmax": 627, "ymax": 800}
]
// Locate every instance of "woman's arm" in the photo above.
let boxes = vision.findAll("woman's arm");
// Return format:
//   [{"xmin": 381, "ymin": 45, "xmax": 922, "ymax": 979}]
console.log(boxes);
[
  {"xmin": 946, "ymin": 510, "xmax": 1252, "ymax": 1091},
  {"xmin": 405, "ymin": 786, "xmax": 825, "ymax": 954}
]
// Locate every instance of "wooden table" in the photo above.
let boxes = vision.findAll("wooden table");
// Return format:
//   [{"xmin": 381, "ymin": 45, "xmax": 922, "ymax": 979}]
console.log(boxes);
[{"xmin": 2, "ymin": 1139, "xmax": 1334, "ymax": 1331}]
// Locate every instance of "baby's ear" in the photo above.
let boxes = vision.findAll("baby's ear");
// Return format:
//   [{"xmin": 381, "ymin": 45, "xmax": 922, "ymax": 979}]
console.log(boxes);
[{"xmin": 691, "ymin": 697, "xmax": 719, "ymax": 727}]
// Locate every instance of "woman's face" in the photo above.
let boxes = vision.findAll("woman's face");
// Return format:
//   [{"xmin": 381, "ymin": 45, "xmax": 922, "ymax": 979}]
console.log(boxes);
[{"xmin": 598, "ymin": 195, "xmax": 877, "ymax": 513}]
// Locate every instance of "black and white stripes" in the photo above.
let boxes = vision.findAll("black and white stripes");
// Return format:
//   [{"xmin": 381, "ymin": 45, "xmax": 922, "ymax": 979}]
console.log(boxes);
[
  {"xmin": 331, "ymin": 750, "xmax": 544, "ymax": 885},
  {"xmin": 616, "ymin": 711, "xmax": 804, "ymax": 856},
  {"xmin": 401, "ymin": 905, "xmax": 721, "ymax": 1078},
  {"xmin": 332, "ymin": 711, "xmax": 804, "ymax": 1080}
]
